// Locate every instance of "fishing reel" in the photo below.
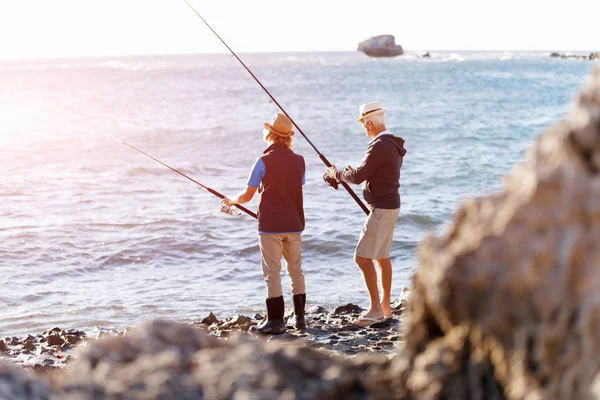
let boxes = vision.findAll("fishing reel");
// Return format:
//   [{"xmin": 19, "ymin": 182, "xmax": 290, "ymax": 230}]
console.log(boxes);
[
  {"xmin": 219, "ymin": 204, "xmax": 241, "ymax": 216},
  {"xmin": 323, "ymin": 173, "xmax": 341, "ymax": 190}
]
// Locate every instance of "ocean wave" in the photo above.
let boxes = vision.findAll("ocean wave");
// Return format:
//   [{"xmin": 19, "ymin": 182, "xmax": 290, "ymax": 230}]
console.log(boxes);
[
  {"xmin": 0, "ymin": 191, "xmax": 30, "ymax": 197},
  {"xmin": 401, "ymin": 213, "xmax": 442, "ymax": 228}
]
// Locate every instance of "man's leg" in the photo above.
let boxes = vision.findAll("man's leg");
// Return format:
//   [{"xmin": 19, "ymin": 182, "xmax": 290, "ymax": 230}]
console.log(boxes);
[
  {"xmin": 375, "ymin": 258, "xmax": 392, "ymax": 317},
  {"xmin": 354, "ymin": 255, "xmax": 384, "ymax": 321}
]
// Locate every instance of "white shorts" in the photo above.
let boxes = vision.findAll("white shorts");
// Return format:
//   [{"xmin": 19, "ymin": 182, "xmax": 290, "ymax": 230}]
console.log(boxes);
[{"xmin": 355, "ymin": 207, "xmax": 400, "ymax": 259}]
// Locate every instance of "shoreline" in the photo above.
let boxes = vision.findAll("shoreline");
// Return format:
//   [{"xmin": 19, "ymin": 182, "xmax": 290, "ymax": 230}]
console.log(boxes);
[{"xmin": 0, "ymin": 298, "xmax": 408, "ymax": 373}]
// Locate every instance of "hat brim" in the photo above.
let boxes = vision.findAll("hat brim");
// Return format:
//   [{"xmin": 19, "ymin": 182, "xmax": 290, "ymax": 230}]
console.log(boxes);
[
  {"xmin": 356, "ymin": 108, "xmax": 385, "ymax": 123},
  {"xmin": 263, "ymin": 122, "xmax": 293, "ymax": 137}
]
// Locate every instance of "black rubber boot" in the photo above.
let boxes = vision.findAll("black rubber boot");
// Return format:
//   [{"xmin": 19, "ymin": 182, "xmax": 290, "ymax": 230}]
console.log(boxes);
[
  {"xmin": 253, "ymin": 296, "xmax": 286, "ymax": 335},
  {"xmin": 290, "ymin": 293, "xmax": 306, "ymax": 330}
]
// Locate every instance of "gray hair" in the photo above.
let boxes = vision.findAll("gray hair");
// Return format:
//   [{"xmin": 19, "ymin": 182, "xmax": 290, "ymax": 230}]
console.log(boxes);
[{"xmin": 364, "ymin": 112, "xmax": 385, "ymax": 126}]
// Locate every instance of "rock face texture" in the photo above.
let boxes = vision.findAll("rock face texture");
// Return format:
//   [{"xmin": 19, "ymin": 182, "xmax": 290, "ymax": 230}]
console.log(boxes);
[
  {"xmin": 0, "ymin": 362, "xmax": 51, "ymax": 400},
  {"xmin": 397, "ymin": 65, "xmax": 600, "ymax": 399},
  {"xmin": 358, "ymin": 35, "xmax": 403, "ymax": 57},
  {"xmin": 52, "ymin": 319, "xmax": 392, "ymax": 399}
]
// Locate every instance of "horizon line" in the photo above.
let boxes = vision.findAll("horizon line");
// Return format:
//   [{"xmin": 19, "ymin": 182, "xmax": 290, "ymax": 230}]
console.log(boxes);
[{"xmin": 1, "ymin": 48, "xmax": 598, "ymax": 63}]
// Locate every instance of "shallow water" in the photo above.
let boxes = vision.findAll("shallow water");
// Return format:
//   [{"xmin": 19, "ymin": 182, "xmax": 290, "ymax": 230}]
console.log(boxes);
[{"xmin": 0, "ymin": 51, "xmax": 593, "ymax": 336}]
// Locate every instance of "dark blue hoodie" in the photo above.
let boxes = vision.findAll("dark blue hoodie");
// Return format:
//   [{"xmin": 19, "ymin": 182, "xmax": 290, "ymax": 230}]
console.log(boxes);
[{"xmin": 335, "ymin": 133, "xmax": 406, "ymax": 209}]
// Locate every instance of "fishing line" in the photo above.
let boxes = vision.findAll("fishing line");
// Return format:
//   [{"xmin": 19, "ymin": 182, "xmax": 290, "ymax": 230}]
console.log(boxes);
[
  {"xmin": 183, "ymin": 0, "xmax": 370, "ymax": 215},
  {"xmin": 105, "ymin": 133, "xmax": 257, "ymax": 219}
]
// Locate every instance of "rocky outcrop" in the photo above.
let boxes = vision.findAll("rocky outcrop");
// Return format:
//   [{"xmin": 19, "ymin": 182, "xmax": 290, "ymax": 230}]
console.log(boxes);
[
  {"xmin": 1, "ymin": 328, "xmax": 86, "ymax": 371},
  {"xmin": 52, "ymin": 319, "xmax": 395, "ymax": 399},
  {"xmin": 397, "ymin": 65, "xmax": 600, "ymax": 399},
  {"xmin": 550, "ymin": 52, "xmax": 599, "ymax": 60},
  {"xmin": 358, "ymin": 35, "xmax": 403, "ymax": 57}
]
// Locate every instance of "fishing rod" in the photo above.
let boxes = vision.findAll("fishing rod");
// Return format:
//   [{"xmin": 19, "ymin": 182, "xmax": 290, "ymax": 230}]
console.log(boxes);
[
  {"xmin": 106, "ymin": 134, "xmax": 258, "ymax": 219},
  {"xmin": 184, "ymin": 1, "xmax": 370, "ymax": 216}
]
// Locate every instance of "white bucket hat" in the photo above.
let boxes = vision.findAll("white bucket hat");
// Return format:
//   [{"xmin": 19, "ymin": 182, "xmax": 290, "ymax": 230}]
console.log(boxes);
[{"xmin": 356, "ymin": 101, "xmax": 385, "ymax": 122}]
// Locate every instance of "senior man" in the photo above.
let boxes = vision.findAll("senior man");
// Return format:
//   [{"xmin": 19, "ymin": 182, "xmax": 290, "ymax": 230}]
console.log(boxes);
[{"xmin": 326, "ymin": 101, "xmax": 406, "ymax": 328}]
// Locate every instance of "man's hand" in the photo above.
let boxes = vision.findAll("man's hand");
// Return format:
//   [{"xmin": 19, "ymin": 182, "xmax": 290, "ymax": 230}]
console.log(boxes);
[
  {"xmin": 326, "ymin": 165, "xmax": 338, "ymax": 179},
  {"xmin": 220, "ymin": 197, "xmax": 234, "ymax": 207}
]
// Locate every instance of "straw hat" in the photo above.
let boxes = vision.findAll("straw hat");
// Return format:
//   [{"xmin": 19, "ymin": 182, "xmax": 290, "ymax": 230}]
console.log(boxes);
[
  {"xmin": 356, "ymin": 101, "xmax": 385, "ymax": 122},
  {"xmin": 263, "ymin": 113, "xmax": 294, "ymax": 137}
]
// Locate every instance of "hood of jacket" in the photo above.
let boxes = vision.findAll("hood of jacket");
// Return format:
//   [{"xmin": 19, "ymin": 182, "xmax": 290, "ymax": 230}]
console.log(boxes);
[{"xmin": 376, "ymin": 134, "xmax": 407, "ymax": 157}]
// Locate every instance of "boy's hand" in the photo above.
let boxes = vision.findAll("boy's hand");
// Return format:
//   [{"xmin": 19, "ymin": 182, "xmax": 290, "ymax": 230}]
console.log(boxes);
[{"xmin": 220, "ymin": 197, "xmax": 233, "ymax": 207}]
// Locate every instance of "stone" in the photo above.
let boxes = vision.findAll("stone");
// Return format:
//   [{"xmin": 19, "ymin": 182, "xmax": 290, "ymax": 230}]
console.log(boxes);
[
  {"xmin": 358, "ymin": 35, "xmax": 403, "ymax": 57},
  {"xmin": 199, "ymin": 312, "xmax": 219, "ymax": 326},
  {"xmin": 332, "ymin": 304, "xmax": 363, "ymax": 315},
  {"xmin": 339, "ymin": 324, "xmax": 361, "ymax": 332},
  {"xmin": 0, "ymin": 340, "xmax": 6, "ymax": 352},
  {"xmin": 394, "ymin": 65, "xmax": 600, "ymax": 399},
  {"xmin": 47, "ymin": 334, "xmax": 64, "ymax": 346},
  {"xmin": 221, "ymin": 315, "xmax": 253, "ymax": 331},
  {"xmin": 21, "ymin": 340, "xmax": 35, "ymax": 352},
  {"xmin": 65, "ymin": 334, "xmax": 82, "ymax": 346},
  {"xmin": 307, "ymin": 305, "xmax": 327, "ymax": 314}
]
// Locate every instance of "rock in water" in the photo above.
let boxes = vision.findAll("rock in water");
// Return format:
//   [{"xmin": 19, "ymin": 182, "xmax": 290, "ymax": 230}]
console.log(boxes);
[
  {"xmin": 358, "ymin": 35, "xmax": 403, "ymax": 57},
  {"xmin": 199, "ymin": 311, "xmax": 219, "ymax": 326},
  {"xmin": 396, "ymin": 65, "xmax": 600, "ymax": 399}
]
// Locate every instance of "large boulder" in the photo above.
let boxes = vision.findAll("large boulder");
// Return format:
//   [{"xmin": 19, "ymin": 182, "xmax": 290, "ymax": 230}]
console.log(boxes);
[
  {"xmin": 54, "ymin": 319, "xmax": 394, "ymax": 399},
  {"xmin": 395, "ymin": 65, "xmax": 600, "ymax": 399},
  {"xmin": 0, "ymin": 361, "xmax": 51, "ymax": 399},
  {"xmin": 358, "ymin": 35, "xmax": 403, "ymax": 57},
  {"xmin": 590, "ymin": 52, "xmax": 600, "ymax": 60}
]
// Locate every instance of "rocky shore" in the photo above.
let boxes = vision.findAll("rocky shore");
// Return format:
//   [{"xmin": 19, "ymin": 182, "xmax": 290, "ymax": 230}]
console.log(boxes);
[
  {"xmin": 194, "ymin": 298, "xmax": 407, "ymax": 357},
  {"xmin": 0, "ymin": 290, "xmax": 410, "ymax": 373},
  {"xmin": 0, "ymin": 298, "xmax": 408, "ymax": 398}
]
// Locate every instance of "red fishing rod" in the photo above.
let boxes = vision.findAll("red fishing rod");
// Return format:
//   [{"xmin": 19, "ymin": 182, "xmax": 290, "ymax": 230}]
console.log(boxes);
[
  {"xmin": 107, "ymin": 134, "xmax": 257, "ymax": 219},
  {"xmin": 184, "ymin": 0, "xmax": 370, "ymax": 216}
]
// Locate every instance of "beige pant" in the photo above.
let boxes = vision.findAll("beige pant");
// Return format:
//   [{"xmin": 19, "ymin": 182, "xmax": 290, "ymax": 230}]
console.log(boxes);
[
  {"xmin": 259, "ymin": 233, "xmax": 305, "ymax": 298},
  {"xmin": 355, "ymin": 207, "xmax": 400, "ymax": 259}
]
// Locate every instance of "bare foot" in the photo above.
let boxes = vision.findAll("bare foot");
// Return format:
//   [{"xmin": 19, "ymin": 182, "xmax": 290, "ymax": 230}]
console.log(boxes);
[{"xmin": 381, "ymin": 300, "xmax": 392, "ymax": 318}]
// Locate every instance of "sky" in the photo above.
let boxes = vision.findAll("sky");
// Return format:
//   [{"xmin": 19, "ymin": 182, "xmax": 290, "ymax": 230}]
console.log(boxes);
[{"xmin": 0, "ymin": 0, "xmax": 597, "ymax": 59}]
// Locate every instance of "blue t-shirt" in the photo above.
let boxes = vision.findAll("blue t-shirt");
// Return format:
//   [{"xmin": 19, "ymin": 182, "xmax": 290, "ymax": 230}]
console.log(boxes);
[
  {"xmin": 246, "ymin": 158, "xmax": 305, "ymax": 234},
  {"xmin": 246, "ymin": 158, "xmax": 305, "ymax": 188}
]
